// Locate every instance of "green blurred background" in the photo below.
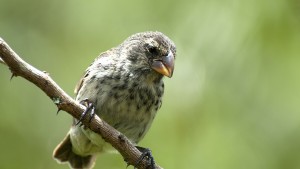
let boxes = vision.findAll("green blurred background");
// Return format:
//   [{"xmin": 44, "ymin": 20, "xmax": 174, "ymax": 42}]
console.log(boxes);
[{"xmin": 1, "ymin": 0, "xmax": 300, "ymax": 169}]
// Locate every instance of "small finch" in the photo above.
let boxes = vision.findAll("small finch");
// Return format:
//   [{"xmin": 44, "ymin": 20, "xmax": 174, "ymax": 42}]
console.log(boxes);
[{"xmin": 53, "ymin": 31, "xmax": 176, "ymax": 169}]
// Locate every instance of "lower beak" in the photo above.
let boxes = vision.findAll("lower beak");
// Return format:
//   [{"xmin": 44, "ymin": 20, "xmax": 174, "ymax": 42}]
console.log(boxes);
[{"xmin": 151, "ymin": 52, "xmax": 175, "ymax": 78}]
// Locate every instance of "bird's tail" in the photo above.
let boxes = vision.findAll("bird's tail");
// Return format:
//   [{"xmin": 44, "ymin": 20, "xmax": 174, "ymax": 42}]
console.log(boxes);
[{"xmin": 53, "ymin": 134, "xmax": 96, "ymax": 169}]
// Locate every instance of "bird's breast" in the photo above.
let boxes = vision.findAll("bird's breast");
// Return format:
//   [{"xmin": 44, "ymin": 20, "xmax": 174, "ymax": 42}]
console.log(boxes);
[{"xmin": 96, "ymin": 80, "xmax": 163, "ymax": 143}]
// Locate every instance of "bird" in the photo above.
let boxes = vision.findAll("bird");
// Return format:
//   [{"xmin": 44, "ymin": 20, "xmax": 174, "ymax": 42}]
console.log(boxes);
[{"xmin": 53, "ymin": 31, "xmax": 176, "ymax": 169}]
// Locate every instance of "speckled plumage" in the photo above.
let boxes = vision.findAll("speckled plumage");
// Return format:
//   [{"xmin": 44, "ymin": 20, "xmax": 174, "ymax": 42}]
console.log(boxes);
[{"xmin": 53, "ymin": 31, "xmax": 176, "ymax": 169}]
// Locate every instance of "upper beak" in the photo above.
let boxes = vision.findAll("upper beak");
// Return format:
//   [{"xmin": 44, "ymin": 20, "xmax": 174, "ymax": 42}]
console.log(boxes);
[{"xmin": 151, "ymin": 51, "xmax": 175, "ymax": 78}]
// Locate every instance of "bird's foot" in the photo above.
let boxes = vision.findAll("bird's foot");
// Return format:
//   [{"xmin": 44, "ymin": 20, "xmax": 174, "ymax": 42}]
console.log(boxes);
[
  {"xmin": 134, "ymin": 146, "xmax": 155, "ymax": 169},
  {"xmin": 76, "ymin": 98, "xmax": 95, "ymax": 125}
]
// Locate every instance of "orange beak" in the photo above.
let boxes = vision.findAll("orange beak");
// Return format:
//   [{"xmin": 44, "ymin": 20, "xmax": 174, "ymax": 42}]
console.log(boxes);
[{"xmin": 151, "ymin": 52, "xmax": 175, "ymax": 78}]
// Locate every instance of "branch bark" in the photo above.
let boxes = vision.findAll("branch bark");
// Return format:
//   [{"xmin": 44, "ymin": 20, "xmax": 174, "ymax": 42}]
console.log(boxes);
[{"xmin": 0, "ymin": 37, "xmax": 162, "ymax": 169}]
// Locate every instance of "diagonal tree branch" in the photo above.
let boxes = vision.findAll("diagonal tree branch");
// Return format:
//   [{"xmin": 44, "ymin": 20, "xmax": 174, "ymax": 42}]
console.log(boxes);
[{"xmin": 0, "ymin": 37, "xmax": 162, "ymax": 169}]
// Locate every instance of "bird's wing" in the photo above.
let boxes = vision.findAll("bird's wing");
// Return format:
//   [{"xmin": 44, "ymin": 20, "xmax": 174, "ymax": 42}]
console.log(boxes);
[
  {"xmin": 74, "ymin": 48, "xmax": 117, "ymax": 95},
  {"xmin": 74, "ymin": 70, "xmax": 89, "ymax": 95}
]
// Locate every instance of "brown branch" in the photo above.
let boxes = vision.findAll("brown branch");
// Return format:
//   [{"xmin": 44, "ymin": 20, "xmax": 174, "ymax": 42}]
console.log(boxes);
[{"xmin": 0, "ymin": 37, "xmax": 163, "ymax": 169}]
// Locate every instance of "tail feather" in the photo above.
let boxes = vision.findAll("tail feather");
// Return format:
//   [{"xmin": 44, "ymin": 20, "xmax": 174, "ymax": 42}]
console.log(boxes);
[{"xmin": 53, "ymin": 134, "xmax": 96, "ymax": 169}]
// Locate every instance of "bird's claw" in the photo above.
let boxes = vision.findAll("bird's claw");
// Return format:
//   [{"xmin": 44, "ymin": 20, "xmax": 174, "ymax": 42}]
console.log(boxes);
[
  {"xmin": 76, "ymin": 98, "xmax": 96, "ymax": 125},
  {"xmin": 134, "ymin": 146, "xmax": 155, "ymax": 169}
]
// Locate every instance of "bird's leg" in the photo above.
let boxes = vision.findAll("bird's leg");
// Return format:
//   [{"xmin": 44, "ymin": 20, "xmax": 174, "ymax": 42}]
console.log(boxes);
[
  {"xmin": 134, "ymin": 146, "xmax": 155, "ymax": 169},
  {"xmin": 76, "ymin": 98, "xmax": 96, "ymax": 125}
]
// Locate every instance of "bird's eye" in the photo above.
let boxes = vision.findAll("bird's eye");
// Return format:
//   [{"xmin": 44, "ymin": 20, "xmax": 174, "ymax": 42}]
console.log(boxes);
[{"xmin": 148, "ymin": 46, "xmax": 159, "ymax": 55}]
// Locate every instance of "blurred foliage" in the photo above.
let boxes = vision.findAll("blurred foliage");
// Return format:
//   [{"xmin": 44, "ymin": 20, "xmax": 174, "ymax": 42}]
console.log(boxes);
[{"xmin": 1, "ymin": 0, "xmax": 300, "ymax": 169}]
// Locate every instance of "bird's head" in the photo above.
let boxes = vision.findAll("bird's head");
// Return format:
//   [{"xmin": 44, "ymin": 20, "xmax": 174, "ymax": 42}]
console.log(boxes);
[{"xmin": 120, "ymin": 31, "xmax": 176, "ymax": 79}]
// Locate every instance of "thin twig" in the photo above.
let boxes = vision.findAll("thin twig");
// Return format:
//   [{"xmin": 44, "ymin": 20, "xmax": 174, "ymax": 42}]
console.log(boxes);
[
  {"xmin": 0, "ymin": 37, "xmax": 162, "ymax": 169},
  {"xmin": 0, "ymin": 57, "xmax": 6, "ymax": 65}
]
